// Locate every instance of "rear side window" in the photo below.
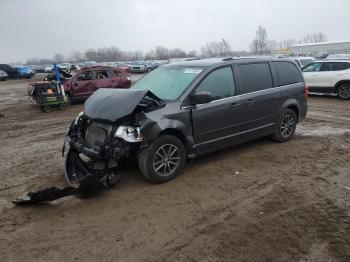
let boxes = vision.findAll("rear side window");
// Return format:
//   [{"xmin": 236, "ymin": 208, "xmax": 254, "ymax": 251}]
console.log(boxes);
[
  {"xmin": 331, "ymin": 63, "xmax": 346, "ymax": 71},
  {"xmin": 272, "ymin": 62, "xmax": 303, "ymax": 86},
  {"xmin": 95, "ymin": 70, "xmax": 109, "ymax": 79},
  {"xmin": 237, "ymin": 63, "xmax": 273, "ymax": 94}
]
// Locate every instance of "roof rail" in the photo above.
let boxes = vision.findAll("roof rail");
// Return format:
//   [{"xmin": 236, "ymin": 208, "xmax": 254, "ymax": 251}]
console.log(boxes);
[
  {"xmin": 222, "ymin": 57, "xmax": 234, "ymax": 61},
  {"xmin": 185, "ymin": 58, "xmax": 200, "ymax": 61}
]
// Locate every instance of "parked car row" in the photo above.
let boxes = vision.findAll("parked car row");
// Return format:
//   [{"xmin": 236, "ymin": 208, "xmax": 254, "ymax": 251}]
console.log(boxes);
[{"xmin": 0, "ymin": 64, "xmax": 35, "ymax": 80}]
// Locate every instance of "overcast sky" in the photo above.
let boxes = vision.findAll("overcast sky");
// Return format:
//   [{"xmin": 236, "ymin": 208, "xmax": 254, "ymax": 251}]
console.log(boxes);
[{"xmin": 1, "ymin": 0, "xmax": 350, "ymax": 63}]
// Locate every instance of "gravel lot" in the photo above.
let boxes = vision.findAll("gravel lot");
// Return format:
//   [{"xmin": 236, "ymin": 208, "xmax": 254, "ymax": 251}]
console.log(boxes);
[{"xmin": 0, "ymin": 78, "xmax": 350, "ymax": 262}]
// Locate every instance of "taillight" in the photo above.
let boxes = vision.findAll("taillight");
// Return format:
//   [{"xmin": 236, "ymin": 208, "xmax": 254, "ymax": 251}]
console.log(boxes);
[{"xmin": 304, "ymin": 84, "xmax": 309, "ymax": 98}]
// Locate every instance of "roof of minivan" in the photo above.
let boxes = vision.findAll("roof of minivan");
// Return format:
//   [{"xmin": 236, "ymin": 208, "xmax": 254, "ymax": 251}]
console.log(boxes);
[{"xmin": 165, "ymin": 57, "xmax": 295, "ymax": 67}]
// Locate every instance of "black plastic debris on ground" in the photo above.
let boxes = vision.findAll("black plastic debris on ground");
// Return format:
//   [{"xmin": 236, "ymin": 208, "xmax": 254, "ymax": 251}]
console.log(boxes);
[{"xmin": 13, "ymin": 174, "xmax": 120, "ymax": 206}]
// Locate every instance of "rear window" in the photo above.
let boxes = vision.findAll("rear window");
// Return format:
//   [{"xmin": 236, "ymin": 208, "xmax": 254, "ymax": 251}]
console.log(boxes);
[
  {"xmin": 237, "ymin": 63, "xmax": 273, "ymax": 94},
  {"xmin": 272, "ymin": 62, "xmax": 302, "ymax": 86}
]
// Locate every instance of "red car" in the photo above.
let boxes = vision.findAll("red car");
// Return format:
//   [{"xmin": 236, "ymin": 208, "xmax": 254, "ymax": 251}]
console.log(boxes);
[{"xmin": 64, "ymin": 66, "xmax": 131, "ymax": 102}]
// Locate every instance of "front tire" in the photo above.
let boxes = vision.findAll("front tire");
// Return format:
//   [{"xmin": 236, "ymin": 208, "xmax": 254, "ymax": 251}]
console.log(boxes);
[
  {"xmin": 138, "ymin": 135, "xmax": 186, "ymax": 183},
  {"xmin": 271, "ymin": 109, "xmax": 297, "ymax": 142},
  {"xmin": 337, "ymin": 83, "xmax": 350, "ymax": 100}
]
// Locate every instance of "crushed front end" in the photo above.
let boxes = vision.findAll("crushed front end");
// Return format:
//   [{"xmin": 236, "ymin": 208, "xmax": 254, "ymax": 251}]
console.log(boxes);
[{"xmin": 62, "ymin": 88, "xmax": 165, "ymax": 186}]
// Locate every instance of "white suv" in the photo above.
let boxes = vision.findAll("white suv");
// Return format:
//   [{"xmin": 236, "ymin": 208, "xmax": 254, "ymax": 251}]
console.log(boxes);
[{"xmin": 302, "ymin": 60, "xmax": 350, "ymax": 99}]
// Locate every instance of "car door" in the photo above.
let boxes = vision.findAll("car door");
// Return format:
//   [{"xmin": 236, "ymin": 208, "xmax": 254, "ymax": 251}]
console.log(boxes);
[
  {"xmin": 190, "ymin": 66, "xmax": 242, "ymax": 152},
  {"xmin": 302, "ymin": 62, "xmax": 322, "ymax": 92},
  {"xmin": 112, "ymin": 69, "xmax": 131, "ymax": 88},
  {"xmin": 236, "ymin": 62, "xmax": 278, "ymax": 135},
  {"xmin": 313, "ymin": 62, "xmax": 337, "ymax": 92},
  {"xmin": 71, "ymin": 70, "xmax": 96, "ymax": 98},
  {"xmin": 93, "ymin": 70, "xmax": 114, "ymax": 91}
]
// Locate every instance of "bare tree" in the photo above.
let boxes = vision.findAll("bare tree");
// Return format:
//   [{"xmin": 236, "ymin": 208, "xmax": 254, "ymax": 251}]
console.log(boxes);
[
  {"xmin": 53, "ymin": 53, "xmax": 64, "ymax": 63},
  {"xmin": 250, "ymin": 39, "xmax": 259, "ymax": 55},
  {"xmin": 256, "ymin": 25, "xmax": 268, "ymax": 54},
  {"xmin": 69, "ymin": 51, "xmax": 83, "ymax": 62},
  {"xmin": 302, "ymin": 32, "xmax": 327, "ymax": 44},
  {"xmin": 188, "ymin": 50, "xmax": 198, "ymax": 57},
  {"xmin": 84, "ymin": 49, "xmax": 98, "ymax": 61},
  {"xmin": 155, "ymin": 46, "xmax": 169, "ymax": 60},
  {"xmin": 200, "ymin": 39, "xmax": 232, "ymax": 58},
  {"xmin": 249, "ymin": 26, "xmax": 269, "ymax": 55}
]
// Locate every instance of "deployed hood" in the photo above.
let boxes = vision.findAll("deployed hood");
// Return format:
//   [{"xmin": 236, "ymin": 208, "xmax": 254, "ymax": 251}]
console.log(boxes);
[{"xmin": 84, "ymin": 88, "xmax": 164, "ymax": 122}]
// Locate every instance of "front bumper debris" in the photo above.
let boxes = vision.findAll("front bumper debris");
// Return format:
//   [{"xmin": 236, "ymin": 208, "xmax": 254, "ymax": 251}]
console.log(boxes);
[{"xmin": 13, "ymin": 174, "xmax": 120, "ymax": 205}]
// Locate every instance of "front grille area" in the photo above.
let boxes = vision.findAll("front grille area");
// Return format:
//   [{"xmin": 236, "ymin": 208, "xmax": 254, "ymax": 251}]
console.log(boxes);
[{"xmin": 84, "ymin": 121, "xmax": 112, "ymax": 150}]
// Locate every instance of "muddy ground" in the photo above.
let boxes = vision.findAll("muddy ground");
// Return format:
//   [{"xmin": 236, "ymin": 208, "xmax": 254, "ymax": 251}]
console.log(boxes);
[{"xmin": 0, "ymin": 79, "xmax": 349, "ymax": 262}]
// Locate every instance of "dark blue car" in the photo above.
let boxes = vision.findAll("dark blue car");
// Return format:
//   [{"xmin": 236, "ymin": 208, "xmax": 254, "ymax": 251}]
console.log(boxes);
[{"xmin": 15, "ymin": 65, "xmax": 35, "ymax": 79}]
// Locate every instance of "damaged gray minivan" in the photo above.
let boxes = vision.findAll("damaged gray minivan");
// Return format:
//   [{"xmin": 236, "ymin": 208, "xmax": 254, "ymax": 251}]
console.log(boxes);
[{"xmin": 63, "ymin": 57, "xmax": 308, "ymax": 185}]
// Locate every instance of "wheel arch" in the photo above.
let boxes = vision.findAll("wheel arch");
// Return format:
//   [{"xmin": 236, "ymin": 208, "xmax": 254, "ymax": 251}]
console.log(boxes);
[
  {"xmin": 160, "ymin": 128, "xmax": 187, "ymax": 148},
  {"xmin": 276, "ymin": 99, "xmax": 301, "ymax": 121},
  {"xmin": 334, "ymin": 80, "xmax": 350, "ymax": 93},
  {"xmin": 286, "ymin": 104, "xmax": 299, "ymax": 120}
]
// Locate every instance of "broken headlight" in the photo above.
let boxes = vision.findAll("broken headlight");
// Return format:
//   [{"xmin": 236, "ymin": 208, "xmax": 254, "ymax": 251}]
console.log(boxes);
[
  {"xmin": 74, "ymin": 111, "xmax": 84, "ymax": 125},
  {"xmin": 114, "ymin": 126, "xmax": 143, "ymax": 143}
]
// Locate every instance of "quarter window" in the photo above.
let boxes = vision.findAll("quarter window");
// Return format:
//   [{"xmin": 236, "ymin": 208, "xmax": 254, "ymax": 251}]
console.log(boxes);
[
  {"xmin": 272, "ymin": 62, "xmax": 303, "ymax": 86},
  {"xmin": 331, "ymin": 63, "xmax": 346, "ymax": 71},
  {"xmin": 95, "ymin": 70, "xmax": 109, "ymax": 79},
  {"xmin": 195, "ymin": 67, "xmax": 235, "ymax": 100},
  {"xmin": 238, "ymin": 63, "xmax": 273, "ymax": 94}
]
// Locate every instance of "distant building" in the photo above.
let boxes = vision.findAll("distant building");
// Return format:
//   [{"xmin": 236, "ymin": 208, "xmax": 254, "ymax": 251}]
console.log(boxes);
[{"xmin": 291, "ymin": 41, "xmax": 350, "ymax": 55}]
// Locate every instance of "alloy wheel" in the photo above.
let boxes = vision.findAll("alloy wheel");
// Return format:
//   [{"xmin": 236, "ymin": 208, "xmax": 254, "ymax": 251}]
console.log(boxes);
[
  {"xmin": 280, "ymin": 113, "xmax": 295, "ymax": 138},
  {"xmin": 153, "ymin": 144, "xmax": 180, "ymax": 177},
  {"xmin": 338, "ymin": 85, "xmax": 350, "ymax": 99}
]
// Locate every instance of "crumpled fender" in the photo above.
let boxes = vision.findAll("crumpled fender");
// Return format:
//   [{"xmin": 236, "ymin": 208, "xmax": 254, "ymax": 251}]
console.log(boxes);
[{"xmin": 139, "ymin": 111, "xmax": 194, "ymax": 150}]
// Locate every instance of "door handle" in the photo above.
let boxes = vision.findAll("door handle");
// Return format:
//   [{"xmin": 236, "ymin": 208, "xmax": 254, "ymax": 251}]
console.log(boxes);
[
  {"xmin": 244, "ymin": 99, "xmax": 254, "ymax": 105},
  {"xmin": 230, "ymin": 102, "xmax": 238, "ymax": 108}
]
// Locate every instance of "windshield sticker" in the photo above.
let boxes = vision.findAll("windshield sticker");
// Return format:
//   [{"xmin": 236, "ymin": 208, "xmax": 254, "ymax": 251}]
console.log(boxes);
[{"xmin": 184, "ymin": 68, "xmax": 202, "ymax": 74}]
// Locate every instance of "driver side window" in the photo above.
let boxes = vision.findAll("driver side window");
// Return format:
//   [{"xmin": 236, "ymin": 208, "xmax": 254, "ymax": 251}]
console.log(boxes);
[
  {"xmin": 302, "ymin": 63, "xmax": 321, "ymax": 72},
  {"xmin": 195, "ymin": 67, "xmax": 235, "ymax": 100}
]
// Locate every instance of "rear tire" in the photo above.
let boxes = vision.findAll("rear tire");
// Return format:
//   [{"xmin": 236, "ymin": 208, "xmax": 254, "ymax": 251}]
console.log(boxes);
[
  {"xmin": 337, "ymin": 83, "xmax": 350, "ymax": 100},
  {"xmin": 138, "ymin": 135, "xmax": 186, "ymax": 183},
  {"xmin": 65, "ymin": 93, "xmax": 72, "ymax": 105},
  {"xmin": 271, "ymin": 109, "xmax": 297, "ymax": 142}
]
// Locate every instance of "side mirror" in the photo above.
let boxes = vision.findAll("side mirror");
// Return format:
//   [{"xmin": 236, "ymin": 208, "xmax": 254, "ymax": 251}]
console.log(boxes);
[{"xmin": 190, "ymin": 91, "xmax": 212, "ymax": 105}]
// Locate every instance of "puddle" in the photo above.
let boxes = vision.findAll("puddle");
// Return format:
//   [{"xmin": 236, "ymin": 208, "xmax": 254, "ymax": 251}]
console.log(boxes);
[{"xmin": 296, "ymin": 125, "xmax": 350, "ymax": 137}]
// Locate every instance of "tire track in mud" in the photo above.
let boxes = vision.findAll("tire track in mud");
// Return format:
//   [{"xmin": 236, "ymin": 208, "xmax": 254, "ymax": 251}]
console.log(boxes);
[{"xmin": 150, "ymin": 181, "xmax": 350, "ymax": 262}]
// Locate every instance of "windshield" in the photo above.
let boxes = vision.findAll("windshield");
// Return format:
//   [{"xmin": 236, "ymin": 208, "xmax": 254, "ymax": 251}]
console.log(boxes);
[{"xmin": 131, "ymin": 66, "xmax": 203, "ymax": 100}]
